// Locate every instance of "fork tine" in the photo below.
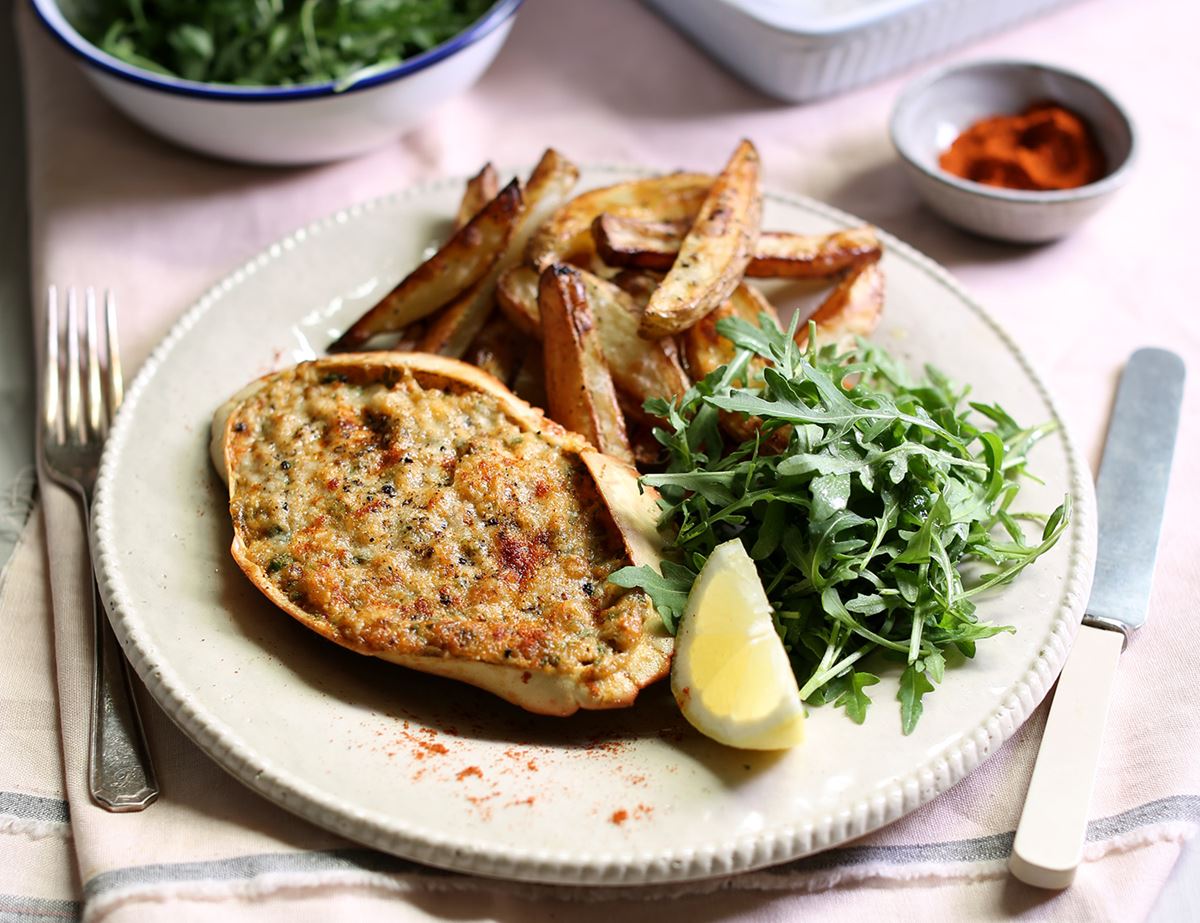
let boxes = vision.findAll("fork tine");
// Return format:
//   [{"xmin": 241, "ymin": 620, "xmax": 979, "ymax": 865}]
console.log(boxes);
[
  {"xmin": 41, "ymin": 284, "xmax": 159, "ymax": 810},
  {"xmin": 105, "ymin": 290, "xmax": 124, "ymax": 419},
  {"xmin": 43, "ymin": 286, "xmax": 61, "ymax": 441},
  {"xmin": 85, "ymin": 288, "xmax": 104, "ymax": 438},
  {"xmin": 65, "ymin": 288, "xmax": 84, "ymax": 443}
]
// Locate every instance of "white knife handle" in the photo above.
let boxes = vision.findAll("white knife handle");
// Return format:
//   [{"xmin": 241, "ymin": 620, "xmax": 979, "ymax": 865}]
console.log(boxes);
[{"xmin": 1009, "ymin": 625, "xmax": 1124, "ymax": 889}]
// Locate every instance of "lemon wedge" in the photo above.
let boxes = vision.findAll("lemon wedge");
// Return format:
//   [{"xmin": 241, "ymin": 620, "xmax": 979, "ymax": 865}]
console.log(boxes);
[{"xmin": 671, "ymin": 539, "xmax": 804, "ymax": 750}]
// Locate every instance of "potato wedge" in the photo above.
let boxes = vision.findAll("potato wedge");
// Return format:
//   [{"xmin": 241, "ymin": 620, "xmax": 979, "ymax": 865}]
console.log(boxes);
[
  {"xmin": 464, "ymin": 314, "xmax": 521, "ymax": 385},
  {"xmin": 528, "ymin": 172, "xmax": 712, "ymax": 271},
  {"xmin": 414, "ymin": 275, "xmax": 491, "ymax": 357},
  {"xmin": 510, "ymin": 341, "xmax": 548, "ymax": 409},
  {"xmin": 682, "ymin": 283, "xmax": 780, "ymax": 384},
  {"xmin": 539, "ymin": 264, "xmax": 634, "ymax": 465},
  {"xmin": 593, "ymin": 216, "xmax": 684, "ymax": 272},
  {"xmin": 639, "ymin": 139, "xmax": 762, "ymax": 338},
  {"xmin": 496, "ymin": 264, "xmax": 541, "ymax": 337},
  {"xmin": 496, "ymin": 264, "xmax": 689, "ymax": 412},
  {"xmin": 751, "ymin": 226, "xmax": 881, "ymax": 279},
  {"xmin": 678, "ymin": 282, "xmax": 780, "ymax": 446},
  {"xmin": 420, "ymin": 149, "xmax": 580, "ymax": 358},
  {"xmin": 454, "ymin": 162, "xmax": 499, "ymax": 232},
  {"xmin": 595, "ymin": 215, "xmax": 882, "ymax": 279},
  {"xmin": 799, "ymin": 260, "xmax": 885, "ymax": 353},
  {"xmin": 610, "ymin": 268, "xmax": 662, "ymax": 308},
  {"xmin": 330, "ymin": 179, "xmax": 521, "ymax": 352},
  {"xmin": 619, "ymin": 392, "xmax": 667, "ymax": 468},
  {"xmin": 579, "ymin": 269, "xmax": 690, "ymax": 417},
  {"xmin": 411, "ymin": 163, "xmax": 505, "ymax": 357}
]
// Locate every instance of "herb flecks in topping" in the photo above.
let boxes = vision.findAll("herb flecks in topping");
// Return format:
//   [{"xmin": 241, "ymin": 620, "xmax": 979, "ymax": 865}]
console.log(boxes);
[{"xmin": 611, "ymin": 316, "xmax": 1069, "ymax": 734}]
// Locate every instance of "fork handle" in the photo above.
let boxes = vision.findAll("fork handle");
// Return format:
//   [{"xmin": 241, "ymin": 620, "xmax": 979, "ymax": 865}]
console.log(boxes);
[{"xmin": 88, "ymin": 571, "xmax": 159, "ymax": 811}]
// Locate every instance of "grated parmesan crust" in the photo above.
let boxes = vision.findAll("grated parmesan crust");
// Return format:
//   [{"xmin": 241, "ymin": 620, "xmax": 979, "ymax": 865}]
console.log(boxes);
[{"xmin": 225, "ymin": 361, "xmax": 653, "ymax": 682}]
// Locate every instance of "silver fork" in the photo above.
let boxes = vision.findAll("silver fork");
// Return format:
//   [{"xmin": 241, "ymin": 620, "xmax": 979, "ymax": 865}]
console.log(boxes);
[{"xmin": 41, "ymin": 286, "xmax": 159, "ymax": 812}]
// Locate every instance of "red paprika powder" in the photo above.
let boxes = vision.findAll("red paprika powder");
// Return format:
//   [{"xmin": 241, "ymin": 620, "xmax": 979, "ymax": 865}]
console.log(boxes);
[{"xmin": 939, "ymin": 102, "xmax": 1106, "ymax": 191}]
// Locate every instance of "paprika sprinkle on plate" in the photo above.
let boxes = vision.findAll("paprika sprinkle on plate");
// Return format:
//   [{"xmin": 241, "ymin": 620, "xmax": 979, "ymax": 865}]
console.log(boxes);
[{"xmin": 939, "ymin": 102, "xmax": 1106, "ymax": 192}]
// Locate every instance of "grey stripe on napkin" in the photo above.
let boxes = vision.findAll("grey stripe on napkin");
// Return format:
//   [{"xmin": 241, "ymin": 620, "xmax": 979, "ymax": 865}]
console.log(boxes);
[
  {"xmin": 0, "ymin": 893, "xmax": 80, "ymax": 923},
  {"xmin": 1087, "ymin": 795, "xmax": 1200, "ymax": 840},
  {"xmin": 83, "ymin": 849, "xmax": 448, "ymax": 900},
  {"xmin": 82, "ymin": 794, "xmax": 1200, "ymax": 901},
  {"xmin": 0, "ymin": 792, "xmax": 69, "ymax": 826},
  {"xmin": 762, "ymin": 794, "xmax": 1200, "ymax": 875}
]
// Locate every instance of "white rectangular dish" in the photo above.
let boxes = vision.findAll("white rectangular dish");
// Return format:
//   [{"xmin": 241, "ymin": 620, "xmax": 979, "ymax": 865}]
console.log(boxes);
[{"xmin": 642, "ymin": 0, "xmax": 1081, "ymax": 103}]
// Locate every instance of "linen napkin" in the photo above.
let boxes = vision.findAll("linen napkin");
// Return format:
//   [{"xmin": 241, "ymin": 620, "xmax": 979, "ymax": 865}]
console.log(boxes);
[{"xmin": 6, "ymin": 0, "xmax": 1200, "ymax": 919}]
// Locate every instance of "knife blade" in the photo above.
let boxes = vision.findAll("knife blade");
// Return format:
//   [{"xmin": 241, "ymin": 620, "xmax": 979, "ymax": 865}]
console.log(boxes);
[
  {"xmin": 1009, "ymin": 347, "xmax": 1185, "ymax": 889},
  {"xmin": 1085, "ymin": 348, "xmax": 1185, "ymax": 637}
]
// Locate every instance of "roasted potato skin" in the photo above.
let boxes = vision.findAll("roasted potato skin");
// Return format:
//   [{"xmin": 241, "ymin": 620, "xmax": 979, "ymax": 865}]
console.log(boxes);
[
  {"xmin": 682, "ymin": 283, "xmax": 782, "ymax": 446},
  {"xmin": 528, "ymin": 173, "xmax": 712, "ymax": 272},
  {"xmin": 610, "ymin": 268, "xmax": 663, "ymax": 307},
  {"xmin": 416, "ymin": 275, "xmax": 488, "ymax": 357},
  {"xmin": 681, "ymin": 283, "xmax": 780, "ymax": 384},
  {"xmin": 497, "ymin": 264, "xmax": 689, "ymax": 416},
  {"xmin": 593, "ymin": 215, "xmax": 683, "ymax": 272},
  {"xmin": 748, "ymin": 226, "xmax": 881, "ymax": 279},
  {"xmin": 799, "ymin": 260, "xmax": 885, "ymax": 353},
  {"xmin": 594, "ymin": 214, "xmax": 881, "ymax": 280},
  {"xmin": 330, "ymin": 179, "xmax": 521, "ymax": 352},
  {"xmin": 496, "ymin": 264, "xmax": 542, "ymax": 338},
  {"xmin": 639, "ymin": 139, "xmax": 762, "ymax": 338},
  {"xmin": 464, "ymin": 314, "xmax": 521, "ymax": 386},
  {"xmin": 509, "ymin": 340, "xmax": 548, "ymax": 409},
  {"xmin": 576, "ymin": 268, "xmax": 690, "ymax": 417},
  {"xmin": 682, "ymin": 263, "xmax": 885, "ymax": 381},
  {"xmin": 454, "ymin": 162, "xmax": 500, "ymax": 232},
  {"xmin": 420, "ymin": 150, "xmax": 580, "ymax": 359},
  {"xmin": 332, "ymin": 144, "xmax": 887, "ymax": 483},
  {"xmin": 539, "ymin": 264, "xmax": 634, "ymax": 465}
]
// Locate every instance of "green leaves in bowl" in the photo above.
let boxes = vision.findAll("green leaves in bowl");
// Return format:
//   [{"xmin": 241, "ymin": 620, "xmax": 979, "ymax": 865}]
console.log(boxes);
[
  {"xmin": 610, "ymin": 314, "xmax": 1069, "ymax": 735},
  {"xmin": 76, "ymin": 0, "xmax": 498, "ymax": 88}
]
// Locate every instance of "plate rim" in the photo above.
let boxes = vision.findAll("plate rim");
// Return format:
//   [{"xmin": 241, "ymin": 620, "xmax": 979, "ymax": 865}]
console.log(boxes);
[{"xmin": 92, "ymin": 165, "xmax": 1097, "ymax": 885}]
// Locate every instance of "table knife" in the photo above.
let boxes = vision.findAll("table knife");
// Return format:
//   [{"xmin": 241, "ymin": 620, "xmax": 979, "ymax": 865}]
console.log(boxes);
[{"xmin": 1009, "ymin": 347, "xmax": 1185, "ymax": 889}]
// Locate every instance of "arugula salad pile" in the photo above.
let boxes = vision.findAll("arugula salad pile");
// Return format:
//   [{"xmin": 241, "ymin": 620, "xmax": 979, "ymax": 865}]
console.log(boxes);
[
  {"xmin": 77, "ymin": 0, "xmax": 496, "ymax": 88},
  {"xmin": 612, "ymin": 315, "xmax": 1069, "ymax": 734}
]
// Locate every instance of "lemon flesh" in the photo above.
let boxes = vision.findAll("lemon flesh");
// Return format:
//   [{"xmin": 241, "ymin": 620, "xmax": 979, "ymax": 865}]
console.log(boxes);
[{"xmin": 671, "ymin": 539, "xmax": 804, "ymax": 750}]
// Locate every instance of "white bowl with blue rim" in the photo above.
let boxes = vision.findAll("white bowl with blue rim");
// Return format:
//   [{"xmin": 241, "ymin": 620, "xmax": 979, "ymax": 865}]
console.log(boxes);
[
  {"xmin": 32, "ymin": 0, "xmax": 523, "ymax": 166},
  {"xmin": 890, "ymin": 59, "xmax": 1136, "ymax": 243}
]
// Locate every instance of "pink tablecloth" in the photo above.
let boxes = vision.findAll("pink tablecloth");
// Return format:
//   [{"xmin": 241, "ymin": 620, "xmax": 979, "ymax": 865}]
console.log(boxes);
[{"xmin": 4, "ymin": 0, "xmax": 1198, "ymax": 920}]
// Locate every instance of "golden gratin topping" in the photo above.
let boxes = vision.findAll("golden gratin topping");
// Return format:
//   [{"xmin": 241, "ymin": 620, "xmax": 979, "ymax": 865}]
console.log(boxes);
[{"xmin": 226, "ymin": 363, "xmax": 648, "ymax": 677}]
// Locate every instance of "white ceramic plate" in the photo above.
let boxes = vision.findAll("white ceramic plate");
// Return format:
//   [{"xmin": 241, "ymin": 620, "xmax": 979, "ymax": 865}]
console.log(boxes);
[{"xmin": 92, "ymin": 167, "xmax": 1096, "ymax": 885}]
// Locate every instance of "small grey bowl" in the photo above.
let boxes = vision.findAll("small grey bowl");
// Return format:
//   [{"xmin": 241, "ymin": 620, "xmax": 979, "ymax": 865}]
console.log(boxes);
[{"xmin": 890, "ymin": 60, "xmax": 1136, "ymax": 243}]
